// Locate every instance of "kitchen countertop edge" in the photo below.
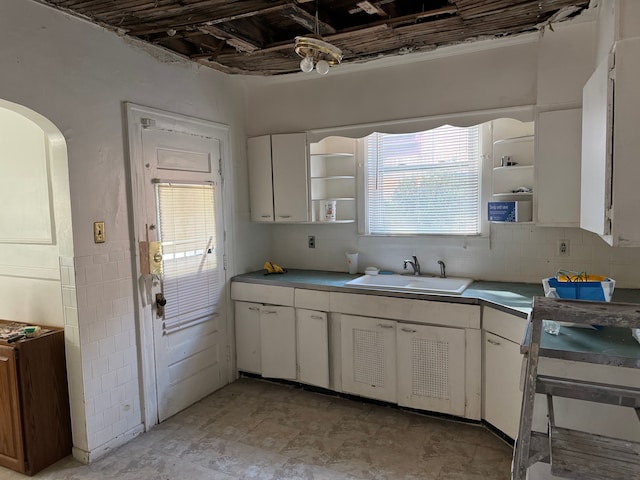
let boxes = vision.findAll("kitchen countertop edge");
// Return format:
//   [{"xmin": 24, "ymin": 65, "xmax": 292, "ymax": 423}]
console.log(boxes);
[{"xmin": 231, "ymin": 270, "xmax": 543, "ymax": 318}]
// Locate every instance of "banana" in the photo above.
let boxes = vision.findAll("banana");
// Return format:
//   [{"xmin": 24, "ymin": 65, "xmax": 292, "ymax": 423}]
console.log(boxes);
[{"xmin": 263, "ymin": 261, "xmax": 285, "ymax": 274}]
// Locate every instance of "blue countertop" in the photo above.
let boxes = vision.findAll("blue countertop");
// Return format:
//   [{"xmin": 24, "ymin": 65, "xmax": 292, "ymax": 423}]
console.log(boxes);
[{"xmin": 232, "ymin": 269, "xmax": 640, "ymax": 319}]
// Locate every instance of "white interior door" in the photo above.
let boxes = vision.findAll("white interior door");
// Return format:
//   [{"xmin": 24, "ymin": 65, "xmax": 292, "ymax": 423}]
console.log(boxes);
[{"xmin": 140, "ymin": 122, "xmax": 228, "ymax": 422}]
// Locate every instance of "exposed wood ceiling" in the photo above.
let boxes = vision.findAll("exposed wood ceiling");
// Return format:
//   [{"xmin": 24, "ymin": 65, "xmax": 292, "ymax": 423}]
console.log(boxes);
[{"xmin": 39, "ymin": 0, "xmax": 592, "ymax": 75}]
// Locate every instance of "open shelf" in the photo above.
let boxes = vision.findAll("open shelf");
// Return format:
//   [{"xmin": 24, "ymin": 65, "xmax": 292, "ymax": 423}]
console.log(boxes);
[
  {"xmin": 492, "ymin": 192, "xmax": 533, "ymax": 197},
  {"xmin": 309, "ymin": 137, "xmax": 357, "ymax": 223}
]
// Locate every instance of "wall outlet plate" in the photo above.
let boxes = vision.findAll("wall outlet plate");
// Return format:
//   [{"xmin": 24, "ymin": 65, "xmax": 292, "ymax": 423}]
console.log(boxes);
[
  {"xmin": 557, "ymin": 239, "xmax": 570, "ymax": 257},
  {"xmin": 94, "ymin": 221, "xmax": 105, "ymax": 243},
  {"xmin": 308, "ymin": 235, "xmax": 316, "ymax": 248}
]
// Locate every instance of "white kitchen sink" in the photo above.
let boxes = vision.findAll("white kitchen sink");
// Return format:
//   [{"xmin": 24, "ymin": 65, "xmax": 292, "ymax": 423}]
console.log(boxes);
[{"xmin": 344, "ymin": 274, "xmax": 473, "ymax": 295}]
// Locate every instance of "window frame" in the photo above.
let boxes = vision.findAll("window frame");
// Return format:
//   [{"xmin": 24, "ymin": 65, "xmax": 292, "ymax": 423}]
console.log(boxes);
[{"xmin": 358, "ymin": 123, "xmax": 491, "ymax": 237}]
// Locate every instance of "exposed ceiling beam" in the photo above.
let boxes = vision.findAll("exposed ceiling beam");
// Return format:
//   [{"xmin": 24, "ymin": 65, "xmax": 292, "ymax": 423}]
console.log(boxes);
[{"xmin": 199, "ymin": 25, "xmax": 261, "ymax": 53}]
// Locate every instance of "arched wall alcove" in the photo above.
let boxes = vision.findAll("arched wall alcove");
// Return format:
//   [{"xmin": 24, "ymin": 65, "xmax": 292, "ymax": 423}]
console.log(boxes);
[{"xmin": 0, "ymin": 98, "xmax": 81, "ymax": 449}]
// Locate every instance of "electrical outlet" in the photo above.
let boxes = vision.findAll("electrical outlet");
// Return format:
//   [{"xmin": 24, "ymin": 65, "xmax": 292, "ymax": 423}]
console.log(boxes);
[
  {"xmin": 558, "ymin": 239, "xmax": 570, "ymax": 257},
  {"xmin": 308, "ymin": 235, "xmax": 316, "ymax": 248},
  {"xmin": 94, "ymin": 221, "xmax": 105, "ymax": 243}
]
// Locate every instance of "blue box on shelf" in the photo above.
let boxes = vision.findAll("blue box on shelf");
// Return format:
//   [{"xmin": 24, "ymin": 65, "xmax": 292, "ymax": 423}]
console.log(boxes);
[{"xmin": 488, "ymin": 201, "xmax": 532, "ymax": 222}]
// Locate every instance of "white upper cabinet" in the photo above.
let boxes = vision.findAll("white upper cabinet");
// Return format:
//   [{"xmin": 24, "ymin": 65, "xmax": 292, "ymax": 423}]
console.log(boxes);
[
  {"xmin": 247, "ymin": 133, "xmax": 309, "ymax": 222},
  {"xmin": 581, "ymin": 38, "xmax": 640, "ymax": 246},
  {"xmin": 534, "ymin": 108, "xmax": 582, "ymax": 227}
]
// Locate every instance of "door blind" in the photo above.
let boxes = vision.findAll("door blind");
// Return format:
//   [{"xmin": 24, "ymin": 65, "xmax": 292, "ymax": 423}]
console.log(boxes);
[
  {"xmin": 365, "ymin": 125, "xmax": 481, "ymax": 235},
  {"xmin": 156, "ymin": 183, "xmax": 221, "ymax": 330}
]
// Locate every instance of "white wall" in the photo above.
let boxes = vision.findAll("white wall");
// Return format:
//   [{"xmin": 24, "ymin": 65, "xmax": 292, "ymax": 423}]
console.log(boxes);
[
  {"xmin": 0, "ymin": 0, "xmax": 262, "ymax": 462},
  {"xmin": 0, "ymin": 103, "xmax": 72, "ymax": 327},
  {"xmin": 240, "ymin": 15, "xmax": 640, "ymax": 288},
  {"xmin": 243, "ymin": 39, "xmax": 538, "ymax": 136}
]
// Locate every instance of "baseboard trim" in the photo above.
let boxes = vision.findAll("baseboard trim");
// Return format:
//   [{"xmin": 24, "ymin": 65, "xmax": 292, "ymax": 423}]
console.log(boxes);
[{"xmin": 72, "ymin": 424, "xmax": 145, "ymax": 464}]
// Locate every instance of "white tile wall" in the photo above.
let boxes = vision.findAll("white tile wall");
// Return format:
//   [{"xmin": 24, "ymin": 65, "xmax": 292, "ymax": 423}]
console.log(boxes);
[
  {"xmin": 73, "ymin": 243, "xmax": 142, "ymax": 454},
  {"xmin": 269, "ymin": 223, "xmax": 640, "ymax": 288}
]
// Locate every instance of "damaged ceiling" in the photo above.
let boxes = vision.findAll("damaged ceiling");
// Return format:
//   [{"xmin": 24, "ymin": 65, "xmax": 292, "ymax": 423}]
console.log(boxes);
[{"xmin": 39, "ymin": 0, "xmax": 592, "ymax": 75}]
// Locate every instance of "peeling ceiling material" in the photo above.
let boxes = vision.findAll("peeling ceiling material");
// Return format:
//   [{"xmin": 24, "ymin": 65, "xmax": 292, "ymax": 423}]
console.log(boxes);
[{"xmin": 40, "ymin": 0, "xmax": 591, "ymax": 75}]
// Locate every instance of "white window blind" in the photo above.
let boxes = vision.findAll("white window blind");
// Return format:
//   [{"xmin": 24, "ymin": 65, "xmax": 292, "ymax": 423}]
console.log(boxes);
[
  {"xmin": 365, "ymin": 125, "xmax": 481, "ymax": 235},
  {"xmin": 156, "ymin": 183, "xmax": 221, "ymax": 330}
]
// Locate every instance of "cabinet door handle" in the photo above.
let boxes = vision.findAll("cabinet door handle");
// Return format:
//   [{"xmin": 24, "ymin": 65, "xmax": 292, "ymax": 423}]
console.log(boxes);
[
  {"xmin": 401, "ymin": 327, "xmax": 417, "ymax": 333},
  {"xmin": 262, "ymin": 310, "xmax": 277, "ymax": 315},
  {"xmin": 278, "ymin": 214, "xmax": 292, "ymax": 218},
  {"xmin": 310, "ymin": 315, "xmax": 324, "ymax": 320},
  {"xmin": 378, "ymin": 323, "xmax": 394, "ymax": 329},
  {"xmin": 248, "ymin": 306, "xmax": 260, "ymax": 312},
  {"xmin": 487, "ymin": 338, "xmax": 501, "ymax": 346},
  {"xmin": 260, "ymin": 215, "xmax": 272, "ymax": 219}
]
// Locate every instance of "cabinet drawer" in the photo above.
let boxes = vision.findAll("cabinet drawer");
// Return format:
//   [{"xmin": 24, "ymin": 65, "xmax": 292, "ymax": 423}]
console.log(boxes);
[
  {"xmin": 295, "ymin": 289, "xmax": 330, "ymax": 311},
  {"xmin": 482, "ymin": 306, "xmax": 527, "ymax": 344},
  {"xmin": 231, "ymin": 282, "xmax": 294, "ymax": 306},
  {"xmin": 330, "ymin": 292, "xmax": 480, "ymax": 329}
]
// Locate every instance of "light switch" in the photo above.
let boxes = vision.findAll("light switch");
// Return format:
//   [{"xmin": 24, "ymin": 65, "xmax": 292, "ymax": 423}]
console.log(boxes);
[{"xmin": 94, "ymin": 221, "xmax": 105, "ymax": 243}]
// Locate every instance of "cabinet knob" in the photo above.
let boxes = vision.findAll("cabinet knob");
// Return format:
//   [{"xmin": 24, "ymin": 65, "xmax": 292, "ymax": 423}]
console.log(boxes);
[
  {"xmin": 310, "ymin": 315, "xmax": 323, "ymax": 320},
  {"xmin": 401, "ymin": 327, "xmax": 417, "ymax": 333},
  {"xmin": 487, "ymin": 338, "xmax": 501, "ymax": 346},
  {"xmin": 378, "ymin": 323, "xmax": 394, "ymax": 329},
  {"xmin": 261, "ymin": 215, "xmax": 272, "ymax": 219},
  {"xmin": 278, "ymin": 215, "xmax": 292, "ymax": 219}
]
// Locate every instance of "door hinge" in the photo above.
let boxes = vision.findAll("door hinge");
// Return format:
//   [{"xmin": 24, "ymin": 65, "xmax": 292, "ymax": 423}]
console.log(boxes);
[
  {"xmin": 223, "ymin": 254, "xmax": 227, "ymax": 270},
  {"xmin": 141, "ymin": 117, "xmax": 156, "ymax": 129},
  {"xmin": 218, "ymin": 157, "xmax": 223, "ymax": 177}
]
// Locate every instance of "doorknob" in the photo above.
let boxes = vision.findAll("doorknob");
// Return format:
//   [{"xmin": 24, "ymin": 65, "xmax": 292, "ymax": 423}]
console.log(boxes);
[{"xmin": 156, "ymin": 293, "xmax": 167, "ymax": 318}]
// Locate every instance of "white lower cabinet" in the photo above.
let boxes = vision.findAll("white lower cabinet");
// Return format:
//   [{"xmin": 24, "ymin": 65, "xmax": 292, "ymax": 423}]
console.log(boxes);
[
  {"xmin": 234, "ymin": 298, "xmax": 329, "ymax": 386},
  {"xmin": 296, "ymin": 309, "xmax": 329, "ymax": 389},
  {"xmin": 233, "ymin": 283, "xmax": 525, "ymax": 427},
  {"xmin": 482, "ymin": 307, "xmax": 527, "ymax": 439},
  {"xmin": 260, "ymin": 305, "xmax": 297, "ymax": 380},
  {"xmin": 340, "ymin": 314, "xmax": 397, "ymax": 403},
  {"xmin": 397, "ymin": 324, "xmax": 466, "ymax": 416},
  {"xmin": 235, "ymin": 301, "xmax": 262, "ymax": 374},
  {"xmin": 483, "ymin": 331, "xmax": 523, "ymax": 439}
]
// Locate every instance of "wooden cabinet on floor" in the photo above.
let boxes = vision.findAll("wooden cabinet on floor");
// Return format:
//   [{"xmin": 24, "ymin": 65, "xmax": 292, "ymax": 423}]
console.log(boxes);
[{"xmin": 0, "ymin": 322, "xmax": 72, "ymax": 476}]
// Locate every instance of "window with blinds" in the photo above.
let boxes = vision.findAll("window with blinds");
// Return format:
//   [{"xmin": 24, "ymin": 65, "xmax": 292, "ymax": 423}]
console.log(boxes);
[
  {"xmin": 156, "ymin": 183, "xmax": 222, "ymax": 331},
  {"xmin": 365, "ymin": 125, "xmax": 481, "ymax": 235}
]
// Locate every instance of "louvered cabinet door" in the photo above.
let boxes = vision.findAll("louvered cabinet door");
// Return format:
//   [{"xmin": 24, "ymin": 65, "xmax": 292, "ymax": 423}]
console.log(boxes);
[
  {"xmin": 397, "ymin": 324, "xmax": 466, "ymax": 416},
  {"xmin": 340, "ymin": 315, "xmax": 397, "ymax": 403},
  {"xmin": 0, "ymin": 345, "xmax": 25, "ymax": 473}
]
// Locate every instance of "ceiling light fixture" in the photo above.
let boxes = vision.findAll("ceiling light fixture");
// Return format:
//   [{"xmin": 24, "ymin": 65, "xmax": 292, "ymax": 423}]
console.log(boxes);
[{"xmin": 294, "ymin": 2, "xmax": 342, "ymax": 75}]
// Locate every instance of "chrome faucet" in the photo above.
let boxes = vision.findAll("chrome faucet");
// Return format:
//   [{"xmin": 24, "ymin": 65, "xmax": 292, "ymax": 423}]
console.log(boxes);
[
  {"xmin": 438, "ymin": 260, "xmax": 446, "ymax": 278},
  {"xmin": 403, "ymin": 256, "xmax": 421, "ymax": 276}
]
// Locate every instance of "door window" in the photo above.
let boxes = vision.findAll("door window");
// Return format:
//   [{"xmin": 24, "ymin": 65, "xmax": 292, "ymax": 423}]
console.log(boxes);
[{"xmin": 155, "ymin": 182, "xmax": 221, "ymax": 333}]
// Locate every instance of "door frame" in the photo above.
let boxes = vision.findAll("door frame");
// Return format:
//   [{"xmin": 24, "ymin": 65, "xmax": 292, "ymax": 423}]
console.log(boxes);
[{"xmin": 125, "ymin": 103, "xmax": 236, "ymax": 428}]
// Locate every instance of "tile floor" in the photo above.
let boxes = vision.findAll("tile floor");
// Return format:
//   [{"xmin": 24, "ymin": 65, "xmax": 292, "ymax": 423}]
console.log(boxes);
[{"xmin": 3, "ymin": 378, "xmax": 513, "ymax": 480}]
